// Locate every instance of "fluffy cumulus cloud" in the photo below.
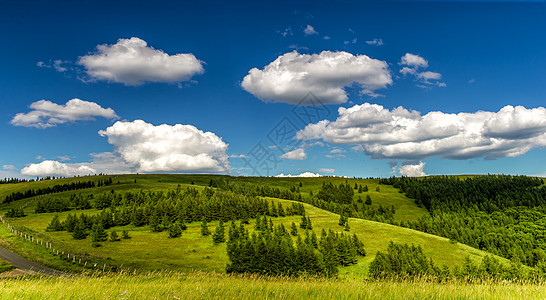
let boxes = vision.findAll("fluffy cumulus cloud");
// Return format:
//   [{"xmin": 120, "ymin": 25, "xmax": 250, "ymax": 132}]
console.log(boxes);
[
  {"xmin": 241, "ymin": 51, "xmax": 392, "ymax": 105},
  {"xmin": 78, "ymin": 37, "xmax": 204, "ymax": 85},
  {"xmin": 11, "ymin": 98, "xmax": 118, "ymax": 128},
  {"xmin": 275, "ymin": 172, "xmax": 322, "ymax": 177},
  {"xmin": 280, "ymin": 148, "xmax": 307, "ymax": 160},
  {"xmin": 396, "ymin": 161, "xmax": 426, "ymax": 177},
  {"xmin": 21, "ymin": 153, "xmax": 135, "ymax": 177},
  {"xmin": 22, "ymin": 160, "xmax": 97, "ymax": 177},
  {"xmin": 399, "ymin": 53, "xmax": 444, "ymax": 88},
  {"xmin": 297, "ymin": 102, "xmax": 546, "ymax": 161},
  {"xmin": 99, "ymin": 120, "xmax": 229, "ymax": 173}
]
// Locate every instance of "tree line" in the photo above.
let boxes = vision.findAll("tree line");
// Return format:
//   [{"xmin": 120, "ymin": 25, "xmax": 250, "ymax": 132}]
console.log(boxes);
[{"xmin": 3, "ymin": 179, "xmax": 113, "ymax": 204}]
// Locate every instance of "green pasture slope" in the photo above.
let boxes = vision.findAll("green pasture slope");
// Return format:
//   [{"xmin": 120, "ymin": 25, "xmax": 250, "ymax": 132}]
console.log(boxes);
[{"xmin": 0, "ymin": 174, "xmax": 503, "ymax": 275}]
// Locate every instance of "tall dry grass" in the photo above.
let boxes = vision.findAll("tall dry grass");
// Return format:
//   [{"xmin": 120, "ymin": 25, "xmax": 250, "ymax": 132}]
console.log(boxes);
[{"xmin": 1, "ymin": 271, "xmax": 545, "ymax": 299}]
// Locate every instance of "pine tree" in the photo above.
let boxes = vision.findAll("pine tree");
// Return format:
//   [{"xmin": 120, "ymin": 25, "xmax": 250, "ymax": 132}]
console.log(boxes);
[
  {"xmin": 110, "ymin": 230, "xmax": 120, "ymax": 242},
  {"xmin": 290, "ymin": 222, "xmax": 298, "ymax": 236},
  {"xmin": 306, "ymin": 216, "xmax": 313, "ymax": 230},
  {"xmin": 212, "ymin": 221, "xmax": 225, "ymax": 244},
  {"xmin": 46, "ymin": 215, "xmax": 63, "ymax": 232},
  {"xmin": 149, "ymin": 211, "xmax": 162, "ymax": 232},
  {"xmin": 365, "ymin": 195, "xmax": 372, "ymax": 205},
  {"xmin": 91, "ymin": 222, "xmax": 108, "ymax": 243},
  {"xmin": 169, "ymin": 222, "xmax": 182, "ymax": 238},
  {"xmin": 338, "ymin": 214, "xmax": 346, "ymax": 226},
  {"xmin": 72, "ymin": 218, "xmax": 87, "ymax": 240},
  {"xmin": 201, "ymin": 218, "xmax": 211, "ymax": 236},
  {"xmin": 300, "ymin": 214, "xmax": 308, "ymax": 229},
  {"xmin": 344, "ymin": 220, "xmax": 350, "ymax": 231}
]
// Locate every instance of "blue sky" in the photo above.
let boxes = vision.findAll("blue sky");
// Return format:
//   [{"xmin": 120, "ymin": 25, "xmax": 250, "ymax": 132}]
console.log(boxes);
[{"xmin": 0, "ymin": 0, "xmax": 545, "ymax": 179}]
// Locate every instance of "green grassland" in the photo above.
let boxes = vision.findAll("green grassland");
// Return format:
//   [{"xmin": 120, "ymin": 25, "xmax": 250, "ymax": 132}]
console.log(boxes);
[
  {"xmin": 1, "ymin": 174, "xmax": 506, "ymax": 277},
  {"xmin": 1, "ymin": 272, "xmax": 545, "ymax": 299},
  {"xmin": 0, "ymin": 259, "xmax": 15, "ymax": 274}
]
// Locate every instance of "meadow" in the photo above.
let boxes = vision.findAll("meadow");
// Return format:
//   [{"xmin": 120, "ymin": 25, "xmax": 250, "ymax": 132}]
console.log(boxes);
[{"xmin": 1, "ymin": 271, "xmax": 545, "ymax": 299}]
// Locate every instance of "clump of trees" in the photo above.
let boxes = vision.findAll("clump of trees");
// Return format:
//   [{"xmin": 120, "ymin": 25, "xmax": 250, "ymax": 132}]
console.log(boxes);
[{"xmin": 226, "ymin": 217, "xmax": 365, "ymax": 276}]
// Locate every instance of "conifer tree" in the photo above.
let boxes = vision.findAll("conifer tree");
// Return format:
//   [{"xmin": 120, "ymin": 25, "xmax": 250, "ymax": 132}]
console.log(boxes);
[
  {"xmin": 212, "ymin": 220, "xmax": 225, "ymax": 243},
  {"xmin": 110, "ymin": 230, "xmax": 120, "ymax": 242},
  {"xmin": 344, "ymin": 220, "xmax": 350, "ymax": 231},
  {"xmin": 149, "ymin": 211, "xmax": 161, "ymax": 232},
  {"xmin": 46, "ymin": 215, "xmax": 63, "ymax": 232},
  {"xmin": 300, "ymin": 214, "xmax": 308, "ymax": 229},
  {"xmin": 122, "ymin": 230, "xmax": 130, "ymax": 239},
  {"xmin": 72, "ymin": 218, "xmax": 87, "ymax": 240},
  {"xmin": 91, "ymin": 222, "xmax": 108, "ymax": 243},
  {"xmin": 365, "ymin": 195, "xmax": 372, "ymax": 205},
  {"xmin": 306, "ymin": 216, "xmax": 313, "ymax": 230},
  {"xmin": 201, "ymin": 218, "xmax": 211, "ymax": 236},
  {"xmin": 290, "ymin": 222, "xmax": 298, "ymax": 236},
  {"xmin": 169, "ymin": 222, "xmax": 182, "ymax": 238}
]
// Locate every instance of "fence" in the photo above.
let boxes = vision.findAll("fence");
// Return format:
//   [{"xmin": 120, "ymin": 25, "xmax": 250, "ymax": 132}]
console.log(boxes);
[{"xmin": 0, "ymin": 195, "xmax": 125, "ymax": 274}]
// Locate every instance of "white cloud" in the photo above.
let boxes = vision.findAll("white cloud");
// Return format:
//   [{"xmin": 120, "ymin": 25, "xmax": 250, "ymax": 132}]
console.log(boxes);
[
  {"xmin": 400, "ymin": 53, "xmax": 428, "ymax": 68},
  {"xmin": 280, "ymin": 148, "xmax": 307, "ymax": 160},
  {"xmin": 78, "ymin": 37, "xmax": 204, "ymax": 86},
  {"xmin": 21, "ymin": 152, "xmax": 134, "ymax": 177},
  {"xmin": 318, "ymin": 168, "xmax": 335, "ymax": 174},
  {"xmin": 330, "ymin": 148, "xmax": 346, "ymax": 154},
  {"xmin": 36, "ymin": 60, "xmax": 69, "ymax": 72},
  {"xmin": 22, "ymin": 160, "xmax": 97, "ymax": 177},
  {"xmin": 99, "ymin": 120, "xmax": 229, "ymax": 173},
  {"xmin": 304, "ymin": 25, "xmax": 318, "ymax": 36},
  {"xmin": 275, "ymin": 172, "xmax": 322, "ymax": 177},
  {"xmin": 11, "ymin": 98, "xmax": 118, "ymax": 129},
  {"xmin": 241, "ymin": 50, "xmax": 392, "ymax": 105},
  {"xmin": 399, "ymin": 53, "xmax": 444, "ymax": 88},
  {"xmin": 323, "ymin": 36, "xmax": 331, "ymax": 40},
  {"xmin": 2, "ymin": 165, "xmax": 17, "ymax": 171},
  {"xmin": 366, "ymin": 38, "xmax": 384, "ymax": 46},
  {"xmin": 396, "ymin": 161, "xmax": 426, "ymax": 177},
  {"xmin": 297, "ymin": 102, "xmax": 546, "ymax": 161}
]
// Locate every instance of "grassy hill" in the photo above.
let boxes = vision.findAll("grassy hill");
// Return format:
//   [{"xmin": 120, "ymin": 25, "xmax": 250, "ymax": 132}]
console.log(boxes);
[{"xmin": 0, "ymin": 174, "xmax": 507, "ymax": 277}]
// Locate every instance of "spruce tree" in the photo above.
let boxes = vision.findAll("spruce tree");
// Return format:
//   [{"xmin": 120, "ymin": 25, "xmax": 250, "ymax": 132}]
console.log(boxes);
[
  {"xmin": 306, "ymin": 216, "xmax": 313, "ymax": 230},
  {"xmin": 300, "ymin": 214, "xmax": 308, "ymax": 229},
  {"xmin": 290, "ymin": 222, "xmax": 298, "ymax": 236},
  {"xmin": 91, "ymin": 222, "xmax": 108, "ymax": 243},
  {"xmin": 169, "ymin": 222, "xmax": 182, "ymax": 238},
  {"xmin": 72, "ymin": 218, "xmax": 87, "ymax": 240},
  {"xmin": 338, "ymin": 214, "xmax": 346, "ymax": 226},
  {"xmin": 110, "ymin": 230, "xmax": 120, "ymax": 242},
  {"xmin": 212, "ymin": 221, "xmax": 225, "ymax": 244},
  {"xmin": 365, "ymin": 195, "xmax": 372, "ymax": 205},
  {"xmin": 149, "ymin": 211, "xmax": 162, "ymax": 232},
  {"xmin": 344, "ymin": 220, "xmax": 350, "ymax": 231},
  {"xmin": 46, "ymin": 215, "xmax": 63, "ymax": 232},
  {"xmin": 201, "ymin": 218, "xmax": 211, "ymax": 236}
]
